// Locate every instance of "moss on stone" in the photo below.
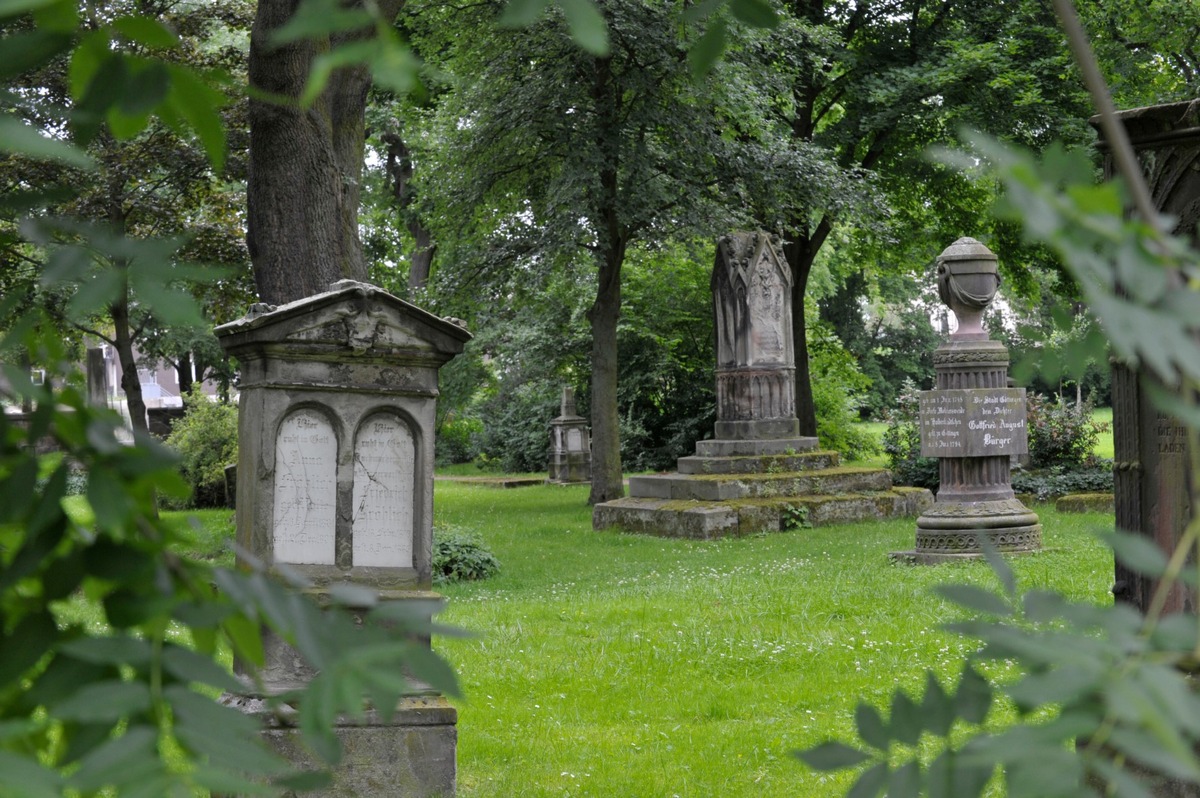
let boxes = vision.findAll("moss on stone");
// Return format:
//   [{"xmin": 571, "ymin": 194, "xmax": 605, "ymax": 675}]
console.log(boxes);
[{"xmin": 1055, "ymin": 493, "xmax": 1115, "ymax": 514}]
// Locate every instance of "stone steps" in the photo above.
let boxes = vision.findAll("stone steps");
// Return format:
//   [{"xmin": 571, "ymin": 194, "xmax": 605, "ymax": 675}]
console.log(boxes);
[
  {"xmin": 676, "ymin": 450, "xmax": 839, "ymax": 475},
  {"xmin": 592, "ymin": 488, "xmax": 934, "ymax": 539},
  {"xmin": 627, "ymin": 465, "xmax": 892, "ymax": 501}
]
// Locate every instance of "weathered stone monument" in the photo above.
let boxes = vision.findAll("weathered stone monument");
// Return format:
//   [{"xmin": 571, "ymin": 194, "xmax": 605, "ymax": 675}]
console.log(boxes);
[
  {"xmin": 548, "ymin": 386, "xmax": 591, "ymax": 484},
  {"xmin": 594, "ymin": 232, "xmax": 931, "ymax": 536},
  {"xmin": 85, "ymin": 347, "xmax": 109, "ymax": 408},
  {"xmin": 215, "ymin": 279, "xmax": 470, "ymax": 796},
  {"xmin": 904, "ymin": 237, "xmax": 1041, "ymax": 562},
  {"xmin": 1092, "ymin": 102, "xmax": 1198, "ymax": 613}
]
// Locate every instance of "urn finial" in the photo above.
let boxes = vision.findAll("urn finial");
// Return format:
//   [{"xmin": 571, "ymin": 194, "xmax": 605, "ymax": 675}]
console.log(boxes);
[{"xmin": 936, "ymin": 236, "xmax": 1000, "ymax": 338}]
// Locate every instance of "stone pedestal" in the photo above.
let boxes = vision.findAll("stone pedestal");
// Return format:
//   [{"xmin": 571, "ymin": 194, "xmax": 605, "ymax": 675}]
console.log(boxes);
[
  {"xmin": 1093, "ymin": 102, "xmax": 1198, "ymax": 614},
  {"xmin": 215, "ymin": 280, "xmax": 471, "ymax": 796},
  {"xmin": 594, "ymin": 232, "xmax": 931, "ymax": 536},
  {"xmin": 548, "ymin": 387, "xmax": 591, "ymax": 484},
  {"xmin": 906, "ymin": 238, "xmax": 1041, "ymax": 563}
]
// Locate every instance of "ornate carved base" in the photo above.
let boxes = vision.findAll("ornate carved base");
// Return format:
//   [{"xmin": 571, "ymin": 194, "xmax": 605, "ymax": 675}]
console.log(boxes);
[{"xmin": 913, "ymin": 498, "xmax": 1042, "ymax": 555}]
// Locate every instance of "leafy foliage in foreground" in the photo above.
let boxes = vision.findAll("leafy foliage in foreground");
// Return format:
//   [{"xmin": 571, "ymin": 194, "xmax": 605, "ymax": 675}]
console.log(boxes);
[
  {"xmin": 0, "ymin": 335, "xmax": 461, "ymax": 794},
  {"xmin": 801, "ymin": 135, "xmax": 1200, "ymax": 796}
]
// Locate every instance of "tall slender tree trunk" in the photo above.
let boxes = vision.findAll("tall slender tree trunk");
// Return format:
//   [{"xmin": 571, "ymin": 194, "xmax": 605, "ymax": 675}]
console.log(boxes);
[
  {"xmin": 247, "ymin": 0, "xmax": 403, "ymax": 304},
  {"xmin": 177, "ymin": 351, "xmax": 194, "ymax": 401},
  {"xmin": 784, "ymin": 219, "xmax": 831, "ymax": 438},
  {"xmin": 382, "ymin": 129, "xmax": 437, "ymax": 293}
]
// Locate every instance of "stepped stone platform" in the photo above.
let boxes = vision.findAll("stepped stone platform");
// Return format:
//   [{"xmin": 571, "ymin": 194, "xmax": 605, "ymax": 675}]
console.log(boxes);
[{"xmin": 594, "ymin": 437, "xmax": 933, "ymax": 539}]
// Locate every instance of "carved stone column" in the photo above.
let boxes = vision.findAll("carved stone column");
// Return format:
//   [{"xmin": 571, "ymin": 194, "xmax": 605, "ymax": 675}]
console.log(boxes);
[{"xmin": 908, "ymin": 238, "xmax": 1041, "ymax": 562}]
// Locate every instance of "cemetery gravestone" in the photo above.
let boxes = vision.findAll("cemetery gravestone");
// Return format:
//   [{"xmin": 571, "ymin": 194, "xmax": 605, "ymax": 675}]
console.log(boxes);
[
  {"xmin": 1093, "ymin": 102, "xmax": 1197, "ymax": 614},
  {"xmin": 548, "ymin": 386, "xmax": 591, "ymax": 484},
  {"xmin": 906, "ymin": 238, "xmax": 1041, "ymax": 562},
  {"xmin": 215, "ymin": 279, "xmax": 471, "ymax": 797}
]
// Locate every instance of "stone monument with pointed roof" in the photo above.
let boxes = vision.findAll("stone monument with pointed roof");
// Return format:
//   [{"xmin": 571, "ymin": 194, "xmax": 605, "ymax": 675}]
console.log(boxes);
[
  {"xmin": 548, "ymin": 386, "xmax": 591, "ymax": 484},
  {"xmin": 215, "ymin": 279, "xmax": 470, "ymax": 796}
]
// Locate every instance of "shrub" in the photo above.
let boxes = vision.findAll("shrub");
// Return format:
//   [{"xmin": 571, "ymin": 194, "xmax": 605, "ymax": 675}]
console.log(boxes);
[
  {"xmin": 881, "ymin": 378, "xmax": 939, "ymax": 489},
  {"xmin": 810, "ymin": 322, "xmax": 880, "ymax": 461},
  {"xmin": 1011, "ymin": 463, "xmax": 1113, "ymax": 501},
  {"xmin": 164, "ymin": 385, "xmax": 238, "ymax": 508},
  {"xmin": 436, "ymin": 414, "xmax": 483, "ymax": 466},
  {"xmin": 432, "ymin": 527, "xmax": 500, "ymax": 584},
  {"xmin": 1025, "ymin": 393, "xmax": 1106, "ymax": 469}
]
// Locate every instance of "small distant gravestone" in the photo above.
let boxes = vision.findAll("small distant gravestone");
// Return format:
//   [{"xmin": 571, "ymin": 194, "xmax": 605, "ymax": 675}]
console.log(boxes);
[
  {"xmin": 215, "ymin": 280, "xmax": 470, "ymax": 797},
  {"xmin": 85, "ymin": 347, "xmax": 109, "ymax": 407},
  {"xmin": 548, "ymin": 386, "xmax": 591, "ymax": 484},
  {"xmin": 902, "ymin": 238, "xmax": 1041, "ymax": 562}
]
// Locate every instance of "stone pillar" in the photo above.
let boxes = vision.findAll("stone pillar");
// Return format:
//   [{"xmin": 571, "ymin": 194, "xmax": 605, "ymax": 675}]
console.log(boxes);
[
  {"xmin": 909, "ymin": 238, "xmax": 1041, "ymax": 562},
  {"xmin": 215, "ymin": 280, "xmax": 471, "ymax": 796},
  {"xmin": 705, "ymin": 232, "xmax": 815, "ymax": 454},
  {"xmin": 548, "ymin": 386, "xmax": 591, "ymax": 484},
  {"xmin": 85, "ymin": 347, "xmax": 109, "ymax": 407},
  {"xmin": 1092, "ymin": 102, "xmax": 1198, "ymax": 614}
]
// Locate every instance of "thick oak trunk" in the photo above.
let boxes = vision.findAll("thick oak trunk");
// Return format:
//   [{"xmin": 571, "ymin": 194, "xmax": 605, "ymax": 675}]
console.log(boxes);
[
  {"xmin": 247, "ymin": 0, "xmax": 402, "ymax": 304},
  {"xmin": 783, "ymin": 232, "xmax": 822, "ymax": 438},
  {"xmin": 587, "ymin": 246, "xmax": 625, "ymax": 504}
]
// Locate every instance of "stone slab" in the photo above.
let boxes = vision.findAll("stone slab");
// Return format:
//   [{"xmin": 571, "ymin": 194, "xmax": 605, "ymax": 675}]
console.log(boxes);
[
  {"xmin": 1056, "ymin": 493, "xmax": 1115, "ymax": 514},
  {"xmin": 627, "ymin": 467, "xmax": 893, "ymax": 502},
  {"xmin": 434, "ymin": 476, "xmax": 545, "ymax": 488},
  {"xmin": 226, "ymin": 696, "xmax": 457, "ymax": 798},
  {"xmin": 693, "ymin": 437, "xmax": 819, "ymax": 458},
  {"xmin": 593, "ymin": 488, "xmax": 933, "ymax": 538},
  {"xmin": 677, "ymin": 451, "xmax": 838, "ymax": 475}
]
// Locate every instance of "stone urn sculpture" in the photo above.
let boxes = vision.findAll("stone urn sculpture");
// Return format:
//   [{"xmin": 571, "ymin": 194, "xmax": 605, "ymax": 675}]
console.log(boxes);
[{"xmin": 936, "ymin": 236, "xmax": 1000, "ymax": 338}]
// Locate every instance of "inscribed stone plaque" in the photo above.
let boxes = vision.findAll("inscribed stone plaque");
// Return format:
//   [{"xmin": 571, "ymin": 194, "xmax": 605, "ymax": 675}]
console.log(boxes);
[
  {"xmin": 919, "ymin": 388, "xmax": 1027, "ymax": 457},
  {"xmin": 273, "ymin": 409, "xmax": 337, "ymax": 564},
  {"xmin": 567, "ymin": 428, "xmax": 583, "ymax": 452},
  {"xmin": 352, "ymin": 414, "xmax": 415, "ymax": 568}
]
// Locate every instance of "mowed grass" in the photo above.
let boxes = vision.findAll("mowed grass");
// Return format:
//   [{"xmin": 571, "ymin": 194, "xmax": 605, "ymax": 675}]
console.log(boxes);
[{"xmin": 433, "ymin": 482, "xmax": 1114, "ymax": 798}]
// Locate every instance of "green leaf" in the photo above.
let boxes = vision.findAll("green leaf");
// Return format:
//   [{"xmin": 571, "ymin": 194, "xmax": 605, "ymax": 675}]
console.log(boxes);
[
  {"xmin": 168, "ymin": 687, "xmax": 291, "ymax": 776},
  {"xmin": 0, "ymin": 0, "xmax": 59, "ymax": 19},
  {"xmin": 162, "ymin": 646, "xmax": 242, "ymax": 692},
  {"xmin": 728, "ymin": 0, "xmax": 777, "ymax": 27},
  {"xmin": 399, "ymin": 644, "xmax": 461, "ymax": 698},
  {"xmin": 222, "ymin": 613, "xmax": 265, "ymax": 667},
  {"xmin": 268, "ymin": 0, "xmax": 373, "ymax": 44},
  {"xmin": 888, "ymin": 761, "xmax": 920, "ymax": 798},
  {"xmin": 682, "ymin": 0, "xmax": 724, "ymax": 22},
  {"xmin": 688, "ymin": 17, "xmax": 727, "ymax": 80},
  {"xmin": 22, "ymin": 655, "xmax": 113, "ymax": 711},
  {"xmin": 328, "ymin": 582, "xmax": 379, "ymax": 608},
  {"xmin": 848, "ymin": 761, "xmax": 888, "ymax": 798},
  {"xmin": 1088, "ymin": 758, "xmax": 1157, "ymax": 798},
  {"xmin": 954, "ymin": 663, "xmax": 992, "ymax": 725},
  {"xmin": 0, "ymin": 29, "xmax": 72, "ymax": 79},
  {"xmin": 0, "ymin": 455, "xmax": 39, "ymax": 522},
  {"xmin": 273, "ymin": 770, "xmax": 333, "ymax": 792},
  {"xmin": 190, "ymin": 767, "xmax": 279, "ymax": 796},
  {"xmin": 935, "ymin": 584, "xmax": 1012, "ymax": 616},
  {"xmin": 557, "ymin": 0, "xmax": 608, "ymax": 56},
  {"xmin": 165, "ymin": 65, "xmax": 226, "ymax": 172},
  {"xmin": 0, "ymin": 751, "xmax": 62, "ymax": 798},
  {"xmin": 926, "ymin": 751, "xmax": 951, "ymax": 798},
  {"xmin": 51, "ymin": 680, "xmax": 151, "ymax": 723},
  {"xmin": 1104, "ymin": 530, "xmax": 1169, "ymax": 578},
  {"xmin": 67, "ymin": 268, "xmax": 125, "ymax": 321},
  {"xmin": 498, "ymin": 0, "xmax": 550, "ymax": 28},
  {"xmin": 111, "ymin": 16, "xmax": 180, "ymax": 49},
  {"xmin": 118, "ymin": 62, "xmax": 171, "ymax": 116},
  {"xmin": 796, "ymin": 741, "xmax": 871, "ymax": 771},
  {"xmin": 0, "ymin": 612, "xmax": 57, "ymax": 686},
  {"xmin": 921, "ymin": 672, "xmax": 955, "ymax": 737},
  {"xmin": 0, "ymin": 115, "xmax": 94, "ymax": 169},
  {"xmin": 889, "ymin": 691, "xmax": 921, "ymax": 746},
  {"xmin": 59, "ymin": 634, "xmax": 153, "ymax": 666},
  {"xmin": 854, "ymin": 703, "xmax": 889, "ymax": 750},
  {"xmin": 66, "ymin": 725, "xmax": 159, "ymax": 793}
]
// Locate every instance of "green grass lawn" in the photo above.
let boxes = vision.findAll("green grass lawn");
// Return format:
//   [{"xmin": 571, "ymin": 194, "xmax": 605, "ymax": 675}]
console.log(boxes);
[{"xmin": 433, "ymin": 483, "xmax": 1114, "ymax": 797}]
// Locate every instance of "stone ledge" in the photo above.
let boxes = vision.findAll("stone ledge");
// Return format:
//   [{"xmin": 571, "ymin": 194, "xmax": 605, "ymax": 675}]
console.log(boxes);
[
  {"xmin": 677, "ymin": 450, "xmax": 839, "ymax": 475},
  {"xmin": 1055, "ymin": 492, "xmax": 1115, "ymax": 513}
]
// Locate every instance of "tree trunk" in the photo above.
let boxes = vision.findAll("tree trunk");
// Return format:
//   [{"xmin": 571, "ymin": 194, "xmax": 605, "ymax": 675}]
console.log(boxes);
[
  {"xmin": 783, "ymin": 222, "xmax": 829, "ymax": 438},
  {"xmin": 177, "ymin": 351, "xmax": 194, "ymax": 400},
  {"xmin": 587, "ymin": 243, "xmax": 626, "ymax": 504},
  {"xmin": 247, "ymin": 0, "xmax": 403, "ymax": 304},
  {"xmin": 381, "ymin": 128, "xmax": 437, "ymax": 293},
  {"xmin": 111, "ymin": 291, "xmax": 148, "ymax": 434}
]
